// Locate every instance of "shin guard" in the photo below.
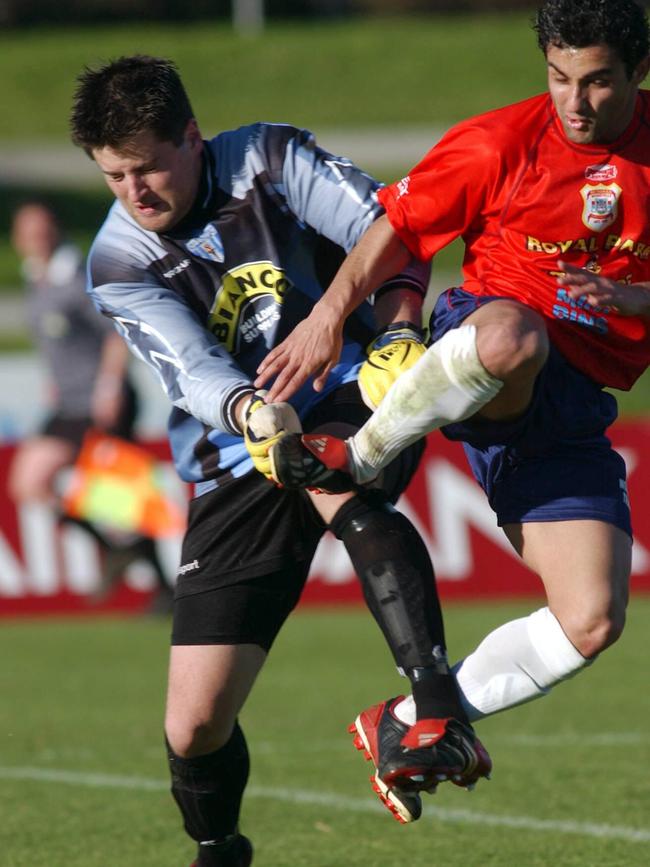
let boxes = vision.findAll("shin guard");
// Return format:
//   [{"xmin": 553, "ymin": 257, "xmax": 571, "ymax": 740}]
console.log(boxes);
[{"xmin": 330, "ymin": 496, "xmax": 466, "ymax": 720}]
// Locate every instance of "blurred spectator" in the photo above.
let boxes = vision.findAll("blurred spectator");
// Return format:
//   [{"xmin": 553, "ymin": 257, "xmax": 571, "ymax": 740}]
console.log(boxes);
[{"xmin": 8, "ymin": 200, "xmax": 173, "ymax": 612}]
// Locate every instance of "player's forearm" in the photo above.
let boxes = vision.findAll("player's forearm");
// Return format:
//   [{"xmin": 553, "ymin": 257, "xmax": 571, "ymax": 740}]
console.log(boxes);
[{"xmin": 318, "ymin": 214, "xmax": 412, "ymax": 325}]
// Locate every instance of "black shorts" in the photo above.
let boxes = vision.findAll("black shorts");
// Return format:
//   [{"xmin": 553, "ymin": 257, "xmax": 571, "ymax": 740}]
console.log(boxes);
[{"xmin": 172, "ymin": 383, "xmax": 424, "ymax": 650}]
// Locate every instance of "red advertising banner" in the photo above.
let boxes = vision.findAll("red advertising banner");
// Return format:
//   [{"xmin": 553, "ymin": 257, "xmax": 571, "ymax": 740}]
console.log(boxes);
[{"xmin": 1, "ymin": 423, "xmax": 649, "ymax": 616}]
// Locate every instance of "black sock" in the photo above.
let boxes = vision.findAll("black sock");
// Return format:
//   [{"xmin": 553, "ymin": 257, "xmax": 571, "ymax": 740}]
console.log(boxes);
[
  {"xmin": 166, "ymin": 723, "xmax": 249, "ymax": 849},
  {"xmin": 330, "ymin": 495, "xmax": 466, "ymax": 722},
  {"xmin": 196, "ymin": 833, "xmax": 252, "ymax": 867},
  {"xmin": 410, "ymin": 666, "xmax": 468, "ymax": 722}
]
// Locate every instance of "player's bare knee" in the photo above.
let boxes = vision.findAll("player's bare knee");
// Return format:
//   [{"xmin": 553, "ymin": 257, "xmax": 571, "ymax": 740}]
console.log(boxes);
[
  {"xmin": 165, "ymin": 717, "xmax": 232, "ymax": 758},
  {"xmin": 561, "ymin": 609, "xmax": 626, "ymax": 659},
  {"xmin": 476, "ymin": 308, "xmax": 548, "ymax": 382}
]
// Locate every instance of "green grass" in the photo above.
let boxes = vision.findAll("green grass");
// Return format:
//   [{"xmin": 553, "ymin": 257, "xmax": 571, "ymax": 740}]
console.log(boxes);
[
  {"xmin": 0, "ymin": 599, "xmax": 649, "ymax": 866},
  {"xmin": 0, "ymin": 15, "xmax": 545, "ymax": 141}
]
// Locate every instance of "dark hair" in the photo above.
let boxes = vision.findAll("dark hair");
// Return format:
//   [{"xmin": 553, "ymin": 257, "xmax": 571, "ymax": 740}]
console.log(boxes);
[
  {"xmin": 534, "ymin": 0, "xmax": 650, "ymax": 76},
  {"xmin": 70, "ymin": 55, "xmax": 195, "ymax": 154}
]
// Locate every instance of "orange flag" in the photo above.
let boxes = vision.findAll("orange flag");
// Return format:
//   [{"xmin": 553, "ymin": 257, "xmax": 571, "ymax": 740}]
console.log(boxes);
[{"xmin": 62, "ymin": 430, "xmax": 185, "ymax": 538}]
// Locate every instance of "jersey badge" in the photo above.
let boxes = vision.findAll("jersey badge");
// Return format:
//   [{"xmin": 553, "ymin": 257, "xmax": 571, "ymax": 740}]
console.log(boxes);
[
  {"xmin": 186, "ymin": 223, "xmax": 225, "ymax": 263},
  {"xmin": 580, "ymin": 183, "xmax": 622, "ymax": 233}
]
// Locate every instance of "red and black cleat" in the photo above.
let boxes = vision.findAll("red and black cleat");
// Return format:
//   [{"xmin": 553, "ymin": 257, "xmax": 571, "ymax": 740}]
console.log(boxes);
[
  {"xmin": 349, "ymin": 696, "xmax": 492, "ymax": 820},
  {"xmin": 399, "ymin": 716, "xmax": 492, "ymax": 790},
  {"xmin": 348, "ymin": 696, "xmax": 423, "ymax": 824},
  {"xmin": 270, "ymin": 432, "xmax": 358, "ymax": 493}
]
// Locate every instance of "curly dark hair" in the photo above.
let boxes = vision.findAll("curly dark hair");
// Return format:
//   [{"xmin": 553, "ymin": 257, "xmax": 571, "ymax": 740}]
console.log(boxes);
[
  {"xmin": 70, "ymin": 55, "xmax": 195, "ymax": 155},
  {"xmin": 534, "ymin": 0, "xmax": 650, "ymax": 76}
]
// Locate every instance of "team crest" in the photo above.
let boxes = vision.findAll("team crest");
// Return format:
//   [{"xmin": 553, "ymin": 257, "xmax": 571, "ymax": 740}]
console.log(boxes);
[
  {"xmin": 186, "ymin": 223, "xmax": 225, "ymax": 263},
  {"xmin": 580, "ymin": 182, "xmax": 622, "ymax": 233}
]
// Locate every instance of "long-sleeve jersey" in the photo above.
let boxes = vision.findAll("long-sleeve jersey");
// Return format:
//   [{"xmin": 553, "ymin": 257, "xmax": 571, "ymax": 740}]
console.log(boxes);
[
  {"xmin": 378, "ymin": 91, "xmax": 650, "ymax": 390},
  {"xmin": 88, "ymin": 122, "xmax": 428, "ymax": 491}
]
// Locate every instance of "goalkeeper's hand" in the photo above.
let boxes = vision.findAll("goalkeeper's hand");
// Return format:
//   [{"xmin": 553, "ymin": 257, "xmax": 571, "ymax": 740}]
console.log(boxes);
[
  {"xmin": 243, "ymin": 390, "xmax": 302, "ymax": 484},
  {"xmin": 358, "ymin": 321, "xmax": 427, "ymax": 409}
]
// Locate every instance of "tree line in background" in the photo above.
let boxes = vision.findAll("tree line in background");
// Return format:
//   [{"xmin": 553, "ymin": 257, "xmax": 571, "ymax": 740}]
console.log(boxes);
[{"xmin": 0, "ymin": 0, "xmax": 538, "ymax": 27}]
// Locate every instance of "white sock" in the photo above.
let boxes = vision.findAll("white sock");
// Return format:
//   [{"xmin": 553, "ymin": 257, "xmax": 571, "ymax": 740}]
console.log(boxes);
[
  {"xmin": 394, "ymin": 607, "xmax": 590, "ymax": 725},
  {"xmin": 349, "ymin": 324, "xmax": 502, "ymax": 483}
]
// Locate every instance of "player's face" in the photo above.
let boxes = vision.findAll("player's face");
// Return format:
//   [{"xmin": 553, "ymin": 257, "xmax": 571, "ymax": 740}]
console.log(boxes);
[
  {"xmin": 546, "ymin": 44, "xmax": 649, "ymax": 145},
  {"xmin": 92, "ymin": 121, "xmax": 203, "ymax": 233}
]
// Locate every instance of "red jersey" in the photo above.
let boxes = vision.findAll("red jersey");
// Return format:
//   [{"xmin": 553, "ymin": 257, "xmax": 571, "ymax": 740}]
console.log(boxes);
[{"xmin": 378, "ymin": 92, "xmax": 650, "ymax": 390}]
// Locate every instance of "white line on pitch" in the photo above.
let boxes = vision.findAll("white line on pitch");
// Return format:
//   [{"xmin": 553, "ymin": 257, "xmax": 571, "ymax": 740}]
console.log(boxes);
[
  {"xmin": 0, "ymin": 765, "xmax": 649, "ymax": 844},
  {"xmin": 504, "ymin": 732, "xmax": 648, "ymax": 747}
]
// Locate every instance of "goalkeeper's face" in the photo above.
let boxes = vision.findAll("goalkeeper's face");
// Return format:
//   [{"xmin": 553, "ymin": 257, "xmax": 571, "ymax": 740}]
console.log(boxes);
[
  {"xmin": 92, "ymin": 120, "xmax": 204, "ymax": 233},
  {"xmin": 546, "ymin": 43, "xmax": 650, "ymax": 145}
]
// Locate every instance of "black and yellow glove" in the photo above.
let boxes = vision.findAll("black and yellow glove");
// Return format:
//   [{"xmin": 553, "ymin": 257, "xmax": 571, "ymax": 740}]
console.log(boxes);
[
  {"xmin": 243, "ymin": 390, "xmax": 302, "ymax": 484},
  {"xmin": 358, "ymin": 321, "xmax": 427, "ymax": 409}
]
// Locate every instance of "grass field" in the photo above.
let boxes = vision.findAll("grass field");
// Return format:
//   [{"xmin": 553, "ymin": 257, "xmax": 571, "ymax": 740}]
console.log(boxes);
[
  {"xmin": 1, "ymin": 599, "xmax": 649, "ymax": 866},
  {"xmin": 0, "ymin": 15, "xmax": 546, "ymax": 141}
]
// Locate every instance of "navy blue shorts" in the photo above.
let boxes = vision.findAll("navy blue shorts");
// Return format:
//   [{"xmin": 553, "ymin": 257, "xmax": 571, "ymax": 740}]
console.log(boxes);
[{"xmin": 428, "ymin": 288, "xmax": 632, "ymax": 536}]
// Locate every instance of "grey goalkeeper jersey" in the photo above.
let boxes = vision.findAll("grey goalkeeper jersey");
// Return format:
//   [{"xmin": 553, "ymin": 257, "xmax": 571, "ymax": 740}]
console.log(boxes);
[{"xmin": 88, "ymin": 122, "xmax": 428, "ymax": 492}]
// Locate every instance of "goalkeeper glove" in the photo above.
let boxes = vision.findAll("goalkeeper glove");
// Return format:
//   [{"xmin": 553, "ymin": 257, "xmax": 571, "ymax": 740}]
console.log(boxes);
[
  {"xmin": 243, "ymin": 390, "xmax": 302, "ymax": 484},
  {"xmin": 358, "ymin": 321, "xmax": 427, "ymax": 409}
]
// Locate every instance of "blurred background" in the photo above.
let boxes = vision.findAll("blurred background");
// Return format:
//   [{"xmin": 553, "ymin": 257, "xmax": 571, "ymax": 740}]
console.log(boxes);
[
  {"xmin": 0, "ymin": 6, "xmax": 649, "ymax": 866},
  {"xmin": 0, "ymin": 0, "xmax": 546, "ymax": 365},
  {"xmin": 0, "ymin": 0, "xmax": 561, "ymax": 614}
]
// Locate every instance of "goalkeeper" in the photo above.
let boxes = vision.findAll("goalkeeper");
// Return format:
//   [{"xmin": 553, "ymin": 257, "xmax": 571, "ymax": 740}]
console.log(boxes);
[{"xmin": 70, "ymin": 55, "xmax": 490, "ymax": 867}]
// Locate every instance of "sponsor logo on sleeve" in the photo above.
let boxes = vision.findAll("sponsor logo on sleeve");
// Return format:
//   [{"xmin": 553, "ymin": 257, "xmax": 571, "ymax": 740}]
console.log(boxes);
[
  {"xmin": 163, "ymin": 258, "xmax": 191, "ymax": 279},
  {"xmin": 396, "ymin": 175, "xmax": 410, "ymax": 199}
]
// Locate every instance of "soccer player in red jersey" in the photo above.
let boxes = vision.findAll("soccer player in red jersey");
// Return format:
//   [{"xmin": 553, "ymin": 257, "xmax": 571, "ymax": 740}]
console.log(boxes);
[{"xmin": 256, "ymin": 0, "xmax": 650, "ymax": 813}]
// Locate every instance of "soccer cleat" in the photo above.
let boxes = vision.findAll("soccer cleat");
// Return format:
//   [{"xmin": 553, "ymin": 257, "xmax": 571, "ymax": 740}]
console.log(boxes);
[
  {"xmin": 270, "ymin": 432, "xmax": 357, "ymax": 493},
  {"xmin": 349, "ymin": 696, "xmax": 423, "ymax": 824},
  {"xmin": 399, "ymin": 716, "xmax": 492, "ymax": 790},
  {"xmin": 350, "ymin": 697, "xmax": 492, "ymax": 799},
  {"xmin": 189, "ymin": 833, "xmax": 253, "ymax": 867}
]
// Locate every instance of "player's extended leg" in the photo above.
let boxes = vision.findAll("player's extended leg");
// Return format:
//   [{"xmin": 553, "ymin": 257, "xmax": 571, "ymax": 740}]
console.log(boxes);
[
  {"xmin": 394, "ymin": 518, "xmax": 630, "ymax": 725},
  {"xmin": 165, "ymin": 643, "xmax": 263, "ymax": 867},
  {"xmin": 272, "ymin": 301, "xmax": 547, "ymax": 489}
]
